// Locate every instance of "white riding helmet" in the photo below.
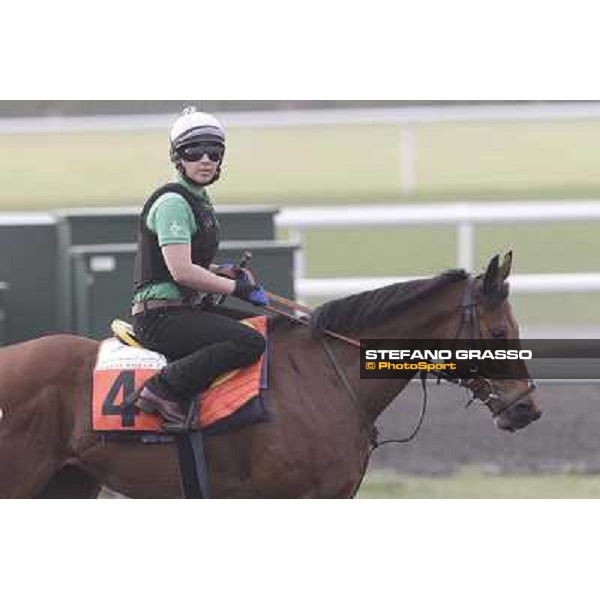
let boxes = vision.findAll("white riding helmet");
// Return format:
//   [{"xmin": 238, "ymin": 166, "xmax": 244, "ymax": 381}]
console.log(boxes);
[
  {"xmin": 170, "ymin": 106, "xmax": 225, "ymax": 155},
  {"xmin": 169, "ymin": 106, "xmax": 226, "ymax": 184}
]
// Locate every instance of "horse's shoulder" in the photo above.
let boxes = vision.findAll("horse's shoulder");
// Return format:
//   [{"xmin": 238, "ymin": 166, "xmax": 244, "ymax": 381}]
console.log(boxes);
[
  {"xmin": 48, "ymin": 333, "xmax": 99, "ymax": 347},
  {"xmin": 0, "ymin": 334, "xmax": 99, "ymax": 386},
  {"xmin": 1, "ymin": 334, "xmax": 99, "ymax": 361},
  {"xmin": 42, "ymin": 334, "xmax": 100, "ymax": 361}
]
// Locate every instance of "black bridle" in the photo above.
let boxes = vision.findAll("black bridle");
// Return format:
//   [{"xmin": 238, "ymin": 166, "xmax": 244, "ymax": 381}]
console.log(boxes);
[{"xmin": 439, "ymin": 275, "xmax": 537, "ymax": 420}]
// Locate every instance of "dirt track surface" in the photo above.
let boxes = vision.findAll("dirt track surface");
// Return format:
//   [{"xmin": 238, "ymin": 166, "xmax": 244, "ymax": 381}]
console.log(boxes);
[{"xmin": 369, "ymin": 381, "xmax": 600, "ymax": 474}]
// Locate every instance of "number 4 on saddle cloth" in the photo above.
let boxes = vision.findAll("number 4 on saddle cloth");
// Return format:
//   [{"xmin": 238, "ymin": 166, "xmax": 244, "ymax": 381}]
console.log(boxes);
[{"xmin": 92, "ymin": 317, "xmax": 270, "ymax": 435}]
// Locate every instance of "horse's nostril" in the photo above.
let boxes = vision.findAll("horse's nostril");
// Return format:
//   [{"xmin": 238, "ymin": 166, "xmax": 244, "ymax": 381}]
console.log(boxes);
[{"xmin": 511, "ymin": 401, "xmax": 542, "ymax": 423}]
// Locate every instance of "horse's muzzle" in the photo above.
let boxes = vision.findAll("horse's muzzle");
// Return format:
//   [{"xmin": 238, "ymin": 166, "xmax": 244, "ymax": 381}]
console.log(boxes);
[{"xmin": 494, "ymin": 398, "xmax": 542, "ymax": 432}]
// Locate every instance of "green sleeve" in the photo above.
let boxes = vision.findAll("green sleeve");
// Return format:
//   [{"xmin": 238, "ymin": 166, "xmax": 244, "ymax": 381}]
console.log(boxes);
[{"xmin": 146, "ymin": 193, "xmax": 198, "ymax": 246}]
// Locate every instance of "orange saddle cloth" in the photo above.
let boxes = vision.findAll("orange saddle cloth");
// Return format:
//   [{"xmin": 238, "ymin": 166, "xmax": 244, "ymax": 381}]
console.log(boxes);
[{"xmin": 92, "ymin": 316, "xmax": 267, "ymax": 433}]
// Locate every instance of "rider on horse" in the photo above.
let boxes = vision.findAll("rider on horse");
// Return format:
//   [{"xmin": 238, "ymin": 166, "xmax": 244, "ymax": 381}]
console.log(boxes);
[{"xmin": 131, "ymin": 106, "xmax": 269, "ymax": 429}]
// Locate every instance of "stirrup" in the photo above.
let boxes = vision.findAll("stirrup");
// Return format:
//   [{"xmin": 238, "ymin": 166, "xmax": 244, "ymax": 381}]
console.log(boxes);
[
  {"xmin": 161, "ymin": 421, "xmax": 193, "ymax": 433},
  {"xmin": 134, "ymin": 387, "xmax": 187, "ymax": 426},
  {"xmin": 161, "ymin": 397, "xmax": 198, "ymax": 434}
]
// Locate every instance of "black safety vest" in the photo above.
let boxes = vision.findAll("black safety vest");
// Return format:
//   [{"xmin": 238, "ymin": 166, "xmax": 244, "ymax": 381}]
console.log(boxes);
[{"xmin": 133, "ymin": 183, "xmax": 220, "ymax": 297}]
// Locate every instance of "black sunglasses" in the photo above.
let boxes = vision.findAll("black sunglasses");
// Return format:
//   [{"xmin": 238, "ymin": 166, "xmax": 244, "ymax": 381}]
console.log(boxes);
[{"xmin": 178, "ymin": 144, "xmax": 224, "ymax": 163}]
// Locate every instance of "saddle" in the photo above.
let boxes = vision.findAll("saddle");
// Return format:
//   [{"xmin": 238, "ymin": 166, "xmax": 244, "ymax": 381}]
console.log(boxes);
[{"xmin": 91, "ymin": 317, "xmax": 269, "ymax": 435}]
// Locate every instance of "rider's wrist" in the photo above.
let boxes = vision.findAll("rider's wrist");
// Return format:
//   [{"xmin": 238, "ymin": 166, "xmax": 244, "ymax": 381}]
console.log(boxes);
[{"xmin": 233, "ymin": 279, "xmax": 254, "ymax": 298}]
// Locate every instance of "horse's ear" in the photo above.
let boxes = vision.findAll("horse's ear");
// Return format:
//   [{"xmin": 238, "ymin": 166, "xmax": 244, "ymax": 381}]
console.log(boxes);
[
  {"xmin": 498, "ymin": 250, "xmax": 513, "ymax": 282},
  {"xmin": 482, "ymin": 255, "xmax": 500, "ymax": 296}
]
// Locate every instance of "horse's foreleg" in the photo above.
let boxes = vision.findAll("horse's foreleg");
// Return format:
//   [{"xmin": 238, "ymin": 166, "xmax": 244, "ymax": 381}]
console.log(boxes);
[
  {"xmin": 36, "ymin": 464, "xmax": 101, "ymax": 499},
  {"xmin": 0, "ymin": 435, "xmax": 60, "ymax": 498},
  {"xmin": 0, "ymin": 335, "xmax": 102, "ymax": 498},
  {"xmin": 0, "ymin": 386, "xmax": 71, "ymax": 498}
]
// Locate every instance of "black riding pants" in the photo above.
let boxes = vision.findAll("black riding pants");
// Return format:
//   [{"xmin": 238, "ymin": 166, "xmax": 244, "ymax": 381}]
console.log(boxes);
[{"xmin": 132, "ymin": 305, "xmax": 266, "ymax": 403}]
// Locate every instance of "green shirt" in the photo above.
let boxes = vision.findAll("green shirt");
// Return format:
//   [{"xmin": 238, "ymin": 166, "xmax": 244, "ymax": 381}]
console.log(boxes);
[{"xmin": 133, "ymin": 174, "xmax": 214, "ymax": 303}]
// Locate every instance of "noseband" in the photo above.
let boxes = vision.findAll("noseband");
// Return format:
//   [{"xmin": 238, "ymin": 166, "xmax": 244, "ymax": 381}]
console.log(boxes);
[{"xmin": 443, "ymin": 276, "xmax": 537, "ymax": 419}]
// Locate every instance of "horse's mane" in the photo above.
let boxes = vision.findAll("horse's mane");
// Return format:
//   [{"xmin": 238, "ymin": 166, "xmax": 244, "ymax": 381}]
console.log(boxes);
[{"xmin": 310, "ymin": 269, "xmax": 469, "ymax": 334}]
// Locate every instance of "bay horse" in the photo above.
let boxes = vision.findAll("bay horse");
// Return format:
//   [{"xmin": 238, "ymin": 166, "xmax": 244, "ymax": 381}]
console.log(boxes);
[{"xmin": 0, "ymin": 252, "xmax": 541, "ymax": 498}]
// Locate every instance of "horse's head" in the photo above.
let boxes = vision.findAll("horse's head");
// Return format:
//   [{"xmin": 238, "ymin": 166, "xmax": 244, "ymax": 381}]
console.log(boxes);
[{"xmin": 463, "ymin": 251, "xmax": 542, "ymax": 432}]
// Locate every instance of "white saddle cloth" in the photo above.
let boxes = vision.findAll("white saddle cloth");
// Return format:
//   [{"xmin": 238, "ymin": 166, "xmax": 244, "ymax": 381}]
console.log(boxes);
[{"xmin": 95, "ymin": 338, "xmax": 167, "ymax": 372}]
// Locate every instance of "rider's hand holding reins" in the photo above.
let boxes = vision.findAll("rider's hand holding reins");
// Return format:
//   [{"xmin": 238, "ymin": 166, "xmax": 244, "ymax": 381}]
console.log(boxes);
[
  {"xmin": 214, "ymin": 253, "xmax": 268, "ymax": 306},
  {"xmin": 231, "ymin": 269, "xmax": 269, "ymax": 306}
]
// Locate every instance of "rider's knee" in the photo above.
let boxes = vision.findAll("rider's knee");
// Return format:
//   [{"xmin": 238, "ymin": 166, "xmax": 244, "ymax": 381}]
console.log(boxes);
[{"xmin": 241, "ymin": 328, "xmax": 266, "ymax": 359}]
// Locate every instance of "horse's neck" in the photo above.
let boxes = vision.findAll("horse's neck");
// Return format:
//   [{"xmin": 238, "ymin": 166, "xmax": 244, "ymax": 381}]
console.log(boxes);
[{"xmin": 336, "ymin": 282, "xmax": 464, "ymax": 422}]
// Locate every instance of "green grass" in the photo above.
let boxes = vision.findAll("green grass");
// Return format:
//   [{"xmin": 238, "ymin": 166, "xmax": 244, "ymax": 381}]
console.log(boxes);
[
  {"xmin": 6, "ymin": 119, "xmax": 600, "ymax": 209},
  {"xmin": 306, "ymin": 222, "xmax": 600, "ymax": 276},
  {"xmin": 100, "ymin": 470, "xmax": 600, "ymax": 498},
  {"xmin": 358, "ymin": 470, "xmax": 600, "ymax": 498},
  {"xmin": 4, "ymin": 118, "xmax": 600, "ymax": 326}
]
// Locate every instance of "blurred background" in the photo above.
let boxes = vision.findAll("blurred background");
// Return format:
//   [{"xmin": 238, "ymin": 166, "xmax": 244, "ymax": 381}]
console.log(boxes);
[{"xmin": 2, "ymin": 99, "xmax": 600, "ymax": 497}]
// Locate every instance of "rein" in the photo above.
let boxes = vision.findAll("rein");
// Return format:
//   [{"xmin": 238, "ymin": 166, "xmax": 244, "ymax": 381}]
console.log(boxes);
[{"xmin": 264, "ymin": 291, "xmax": 363, "ymax": 348}]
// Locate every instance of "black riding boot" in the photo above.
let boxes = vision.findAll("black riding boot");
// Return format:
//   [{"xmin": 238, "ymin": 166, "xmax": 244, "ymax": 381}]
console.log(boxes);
[{"xmin": 135, "ymin": 378, "xmax": 191, "ymax": 430}]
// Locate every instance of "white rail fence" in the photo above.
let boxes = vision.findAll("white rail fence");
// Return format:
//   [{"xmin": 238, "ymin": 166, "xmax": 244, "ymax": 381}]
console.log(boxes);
[
  {"xmin": 275, "ymin": 200, "xmax": 600, "ymax": 299},
  {"xmin": 5, "ymin": 102, "xmax": 600, "ymax": 133}
]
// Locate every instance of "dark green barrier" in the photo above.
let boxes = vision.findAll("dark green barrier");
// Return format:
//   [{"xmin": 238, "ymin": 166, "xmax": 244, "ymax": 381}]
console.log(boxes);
[
  {"xmin": 216, "ymin": 206, "xmax": 278, "ymax": 241},
  {"xmin": 69, "ymin": 241, "xmax": 298, "ymax": 340},
  {"xmin": 0, "ymin": 207, "xmax": 286, "ymax": 344},
  {"xmin": 70, "ymin": 244, "xmax": 136, "ymax": 340},
  {"xmin": 56, "ymin": 210, "xmax": 138, "ymax": 330},
  {"xmin": 0, "ymin": 214, "xmax": 60, "ymax": 344},
  {"xmin": 56, "ymin": 206, "xmax": 279, "ymax": 330},
  {"xmin": 56, "ymin": 205, "xmax": 277, "ymax": 245}
]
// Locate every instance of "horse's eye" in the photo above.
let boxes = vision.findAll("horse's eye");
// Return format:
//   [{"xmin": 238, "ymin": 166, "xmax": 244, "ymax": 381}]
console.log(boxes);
[{"xmin": 491, "ymin": 329, "xmax": 507, "ymax": 340}]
